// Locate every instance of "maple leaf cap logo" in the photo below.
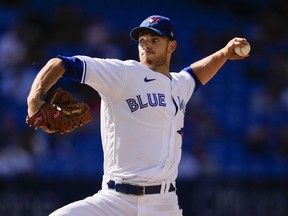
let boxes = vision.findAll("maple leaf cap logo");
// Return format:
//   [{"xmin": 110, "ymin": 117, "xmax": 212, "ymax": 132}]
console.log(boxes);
[{"xmin": 130, "ymin": 15, "xmax": 176, "ymax": 41}]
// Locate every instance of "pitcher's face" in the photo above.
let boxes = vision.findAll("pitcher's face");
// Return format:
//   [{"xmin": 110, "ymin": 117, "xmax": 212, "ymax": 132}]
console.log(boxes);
[{"xmin": 138, "ymin": 32, "xmax": 175, "ymax": 71}]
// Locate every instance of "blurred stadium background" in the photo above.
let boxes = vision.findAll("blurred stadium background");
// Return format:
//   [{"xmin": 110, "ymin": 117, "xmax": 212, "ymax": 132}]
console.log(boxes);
[{"xmin": 0, "ymin": 0, "xmax": 288, "ymax": 215}]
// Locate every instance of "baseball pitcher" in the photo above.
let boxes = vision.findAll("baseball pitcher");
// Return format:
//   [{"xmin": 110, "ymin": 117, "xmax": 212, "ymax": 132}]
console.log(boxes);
[{"xmin": 27, "ymin": 15, "xmax": 250, "ymax": 216}]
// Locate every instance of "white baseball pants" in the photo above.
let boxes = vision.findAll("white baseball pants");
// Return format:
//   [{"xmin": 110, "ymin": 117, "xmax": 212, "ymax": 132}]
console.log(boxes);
[{"xmin": 49, "ymin": 187, "xmax": 182, "ymax": 216}]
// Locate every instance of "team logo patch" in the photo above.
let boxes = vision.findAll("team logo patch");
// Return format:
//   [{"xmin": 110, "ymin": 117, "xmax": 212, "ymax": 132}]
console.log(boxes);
[{"xmin": 147, "ymin": 17, "xmax": 160, "ymax": 24}]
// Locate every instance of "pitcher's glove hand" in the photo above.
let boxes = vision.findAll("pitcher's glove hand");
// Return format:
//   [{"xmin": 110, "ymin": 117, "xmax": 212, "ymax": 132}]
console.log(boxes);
[{"xmin": 26, "ymin": 88, "xmax": 92, "ymax": 134}]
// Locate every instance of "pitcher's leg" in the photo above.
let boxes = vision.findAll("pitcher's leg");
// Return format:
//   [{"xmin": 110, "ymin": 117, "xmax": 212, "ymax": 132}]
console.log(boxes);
[{"xmin": 49, "ymin": 190, "xmax": 137, "ymax": 216}]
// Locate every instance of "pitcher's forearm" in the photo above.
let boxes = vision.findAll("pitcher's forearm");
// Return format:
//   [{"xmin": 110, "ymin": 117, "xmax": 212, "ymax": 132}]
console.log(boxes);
[
  {"xmin": 191, "ymin": 37, "xmax": 249, "ymax": 85},
  {"xmin": 27, "ymin": 58, "xmax": 65, "ymax": 116},
  {"xmin": 191, "ymin": 49, "xmax": 227, "ymax": 85}
]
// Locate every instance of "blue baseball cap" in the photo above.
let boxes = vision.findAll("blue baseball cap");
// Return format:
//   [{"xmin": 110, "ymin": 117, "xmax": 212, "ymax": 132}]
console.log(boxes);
[{"xmin": 130, "ymin": 15, "xmax": 176, "ymax": 41}]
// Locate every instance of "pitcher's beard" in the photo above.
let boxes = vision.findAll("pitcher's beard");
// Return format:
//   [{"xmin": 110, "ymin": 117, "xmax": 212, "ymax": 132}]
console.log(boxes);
[{"xmin": 144, "ymin": 56, "xmax": 168, "ymax": 71}]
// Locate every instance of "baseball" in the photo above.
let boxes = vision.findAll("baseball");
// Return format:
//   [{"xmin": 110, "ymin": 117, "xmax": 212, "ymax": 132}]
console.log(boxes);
[{"xmin": 234, "ymin": 43, "xmax": 251, "ymax": 56}]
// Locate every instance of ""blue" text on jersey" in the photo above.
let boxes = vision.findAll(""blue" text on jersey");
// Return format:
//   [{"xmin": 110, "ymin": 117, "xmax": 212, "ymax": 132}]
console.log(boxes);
[{"xmin": 126, "ymin": 93, "xmax": 166, "ymax": 112}]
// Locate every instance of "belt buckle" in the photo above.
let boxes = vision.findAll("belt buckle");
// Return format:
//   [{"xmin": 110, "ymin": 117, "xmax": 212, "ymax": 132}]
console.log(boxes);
[
  {"xmin": 127, "ymin": 184, "xmax": 146, "ymax": 196},
  {"xmin": 139, "ymin": 185, "xmax": 145, "ymax": 196}
]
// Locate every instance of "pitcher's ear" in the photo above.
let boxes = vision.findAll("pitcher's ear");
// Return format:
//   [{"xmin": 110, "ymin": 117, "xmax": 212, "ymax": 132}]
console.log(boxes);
[{"xmin": 169, "ymin": 40, "xmax": 177, "ymax": 53}]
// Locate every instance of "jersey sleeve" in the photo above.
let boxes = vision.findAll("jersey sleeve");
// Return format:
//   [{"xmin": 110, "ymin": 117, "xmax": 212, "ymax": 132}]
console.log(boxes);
[
  {"xmin": 175, "ymin": 66, "xmax": 203, "ymax": 102},
  {"xmin": 182, "ymin": 66, "xmax": 203, "ymax": 92},
  {"xmin": 59, "ymin": 55, "xmax": 126, "ymax": 102}
]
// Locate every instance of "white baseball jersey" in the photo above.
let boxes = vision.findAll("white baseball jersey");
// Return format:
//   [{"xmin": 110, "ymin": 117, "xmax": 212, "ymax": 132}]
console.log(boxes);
[{"xmin": 60, "ymin": 56, "xmax": 200, "ymax": 186}]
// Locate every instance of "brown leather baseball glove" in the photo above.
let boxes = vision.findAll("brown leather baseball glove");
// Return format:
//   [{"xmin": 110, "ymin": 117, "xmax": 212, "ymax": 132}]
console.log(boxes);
[{"xmin": 26, "ymin": 88, "xmax": 92, "ymax": 134}]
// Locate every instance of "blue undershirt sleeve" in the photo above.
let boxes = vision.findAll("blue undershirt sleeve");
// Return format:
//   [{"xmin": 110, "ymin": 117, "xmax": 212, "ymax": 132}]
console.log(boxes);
[
  {"xmin": 183, "ymin": 66, "xmax": 203, "ymax": 92},
  {"xmin": 57, "ymin": 56, "xmax": 84, "ymax": 83}
]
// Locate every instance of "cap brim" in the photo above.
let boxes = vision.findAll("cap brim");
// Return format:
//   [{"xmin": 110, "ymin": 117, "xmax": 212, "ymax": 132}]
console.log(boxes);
[{"xmin": 130, "ymin": 27, "xmax": 165, "ymax": 41}]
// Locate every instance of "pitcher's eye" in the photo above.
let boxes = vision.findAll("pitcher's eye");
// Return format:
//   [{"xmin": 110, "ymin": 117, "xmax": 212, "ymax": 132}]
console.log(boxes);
[
  {"xmin": 139, "ymin": 39, "xmax": 145, "ymax": 44},
  {"xmin": 152, "ymin": 38, "xmax": 159, "ymax": 43}
]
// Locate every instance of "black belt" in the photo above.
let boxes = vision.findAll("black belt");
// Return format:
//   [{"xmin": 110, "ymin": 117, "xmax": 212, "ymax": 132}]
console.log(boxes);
[{"xmin": 107, "ymin": 180, "xmax": 175, "ymax": 196}]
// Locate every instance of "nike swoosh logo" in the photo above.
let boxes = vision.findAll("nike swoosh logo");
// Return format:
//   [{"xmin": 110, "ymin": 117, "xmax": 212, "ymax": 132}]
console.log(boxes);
[{"xmin": 144, "ymin": 77, "xmax": 156, "ymax": 82}]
